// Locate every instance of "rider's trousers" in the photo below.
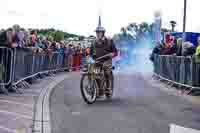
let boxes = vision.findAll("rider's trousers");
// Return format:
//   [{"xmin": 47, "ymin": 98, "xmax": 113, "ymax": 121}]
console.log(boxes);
[{"xmin": 102, "ymin": 59, "xmax": 112, "ymax": 90}]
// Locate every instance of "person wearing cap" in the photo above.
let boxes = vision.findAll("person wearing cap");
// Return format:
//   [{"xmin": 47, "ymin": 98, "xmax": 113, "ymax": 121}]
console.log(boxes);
[
  {"xmin": 65, "ymin": 44, "xmax": 73, "ymax": 71},
  {"xmin": 89, "ymin": 17, "xmax": 118, "ymax": 97},
  {"xmin": 194, "ymin": 37, "xmax": 200, "ymax": 63},
  {"xmin": 195, "ymin": 37, "xmax": 200, "ymax": 56}
]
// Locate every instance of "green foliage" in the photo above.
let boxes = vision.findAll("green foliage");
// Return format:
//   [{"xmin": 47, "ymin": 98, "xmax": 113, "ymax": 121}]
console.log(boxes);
[
  {"xmin": 78, "ymin": 36, "xmax": 85, "ymax": 41},
  {"xmin": 52, "ymin": 31, "xmax": 64, "ymax": 42},
  {"xmin": 29, "ymin": 28, "xmax": 84, "ymax": 41},
  {"xmin": 114, "ymin": 21, "xmax": 162, "ymax": 45},
  {"xmin": 64, "ymin": 32, "xmax": 79, "ymax": 39}
]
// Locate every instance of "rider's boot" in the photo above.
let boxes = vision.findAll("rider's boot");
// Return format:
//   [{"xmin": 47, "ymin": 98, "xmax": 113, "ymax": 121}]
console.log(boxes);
[
  {"xmin": 96, "ymin": 79, "xmax": 104, "ymax": 98},
  {"xmin": 105, "ymin": 88, "xmax": 112, "ymax": 95},
  {"xmin": 105, "ymin": 75, "xmax": 113, "ymax": 97},
  {"xmin": 97, "ymin": 88, "xmax": 104, "ymax": 98}
]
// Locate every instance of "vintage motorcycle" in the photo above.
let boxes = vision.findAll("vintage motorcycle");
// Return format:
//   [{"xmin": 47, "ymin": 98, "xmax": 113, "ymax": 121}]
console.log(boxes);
[{"xmin": 80, "ymin": 54, "xmax": 114, "ymax": 104}]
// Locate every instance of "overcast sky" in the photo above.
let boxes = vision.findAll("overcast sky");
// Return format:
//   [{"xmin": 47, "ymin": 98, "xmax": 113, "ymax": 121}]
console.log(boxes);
[{"xmin": 0, "ymin": 0, "xmax": 199, "ymax": 36}]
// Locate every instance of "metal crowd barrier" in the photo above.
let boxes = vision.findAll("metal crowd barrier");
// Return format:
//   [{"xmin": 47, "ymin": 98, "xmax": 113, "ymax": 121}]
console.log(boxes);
[
  {"xmin": 0, "ymin": 47, "xmax": 77, "ymax": 93},
  {"xmin": 12, "ymin": 48, "xmax": 67, "ymax": 86},
  {"xmin": 153, "ymin": 54, "xmax": 200, "ymax": 90},
  {"xmin": 0, "ymin": 47, "xmax": 13, "ymax": 85},
  {"xmin": 0, "ymin": 47, "xmax": 88, "ymax": 93},
  {"xmin": 0, "ymin": 47, "xmax": 14, "ymax": 93}
]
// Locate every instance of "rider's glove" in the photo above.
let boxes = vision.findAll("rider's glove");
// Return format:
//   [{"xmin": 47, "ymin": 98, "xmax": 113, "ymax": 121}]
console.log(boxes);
[{"xmin": 109, "ymin": 53, "xmax": 115, "ymax": 58}]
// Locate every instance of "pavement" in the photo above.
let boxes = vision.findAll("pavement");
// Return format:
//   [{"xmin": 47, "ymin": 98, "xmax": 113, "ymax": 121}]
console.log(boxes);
[
  {"xmin": 0, "ymin": 70, "xmax": 200, "ymax": 133},
  {"xmin": 50, "ymin": 71, "xmax": 200, "ymax": 133},
  {"xmin": 0, "ymin": 72, "xmax": 68, "ymax": 133}
]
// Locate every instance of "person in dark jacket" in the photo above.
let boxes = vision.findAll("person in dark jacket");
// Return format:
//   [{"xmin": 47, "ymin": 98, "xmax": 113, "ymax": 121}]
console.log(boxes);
[
  {"xmin": 90, "ymin": 24, "xmax": 118, "ymax": 96},
  {"xmin": 0, "ymin": 28, "xmax": 17, "ymax": 90},
  {"xmin": 150, "ymin": 42, "xmax": 163, "ymax": 62},
  {"xmin": 182, "ymin": 42, "xmax": 196, "ymax": 56},
  {"xmin": 175, "ymin": 38, "xmax": 182, "ymax": 56}
]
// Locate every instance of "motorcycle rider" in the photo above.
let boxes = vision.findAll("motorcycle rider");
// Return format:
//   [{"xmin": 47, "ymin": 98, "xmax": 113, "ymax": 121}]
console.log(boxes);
[{"xmin": 89, "ymin": 21, "xmax": 118, "ymax": 96}]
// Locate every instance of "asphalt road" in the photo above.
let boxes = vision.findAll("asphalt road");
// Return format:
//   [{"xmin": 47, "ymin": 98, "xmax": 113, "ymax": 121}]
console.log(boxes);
[{"xmin": 50, "ymin": 71, "xmax": 200, "ymax": 133}]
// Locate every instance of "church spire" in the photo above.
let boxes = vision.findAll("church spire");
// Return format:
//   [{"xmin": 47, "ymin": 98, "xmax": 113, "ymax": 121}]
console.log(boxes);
[
  {"xmin": 95, "ymin": 15, "xmax": 105, "ymax": 32},
  {"xmin": 98, "ymin": 16, "xmax": 101, "ymax": 27}
]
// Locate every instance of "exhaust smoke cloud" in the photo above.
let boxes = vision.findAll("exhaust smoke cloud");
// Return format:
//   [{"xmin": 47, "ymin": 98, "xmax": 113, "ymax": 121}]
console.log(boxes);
[{"xmin": 113, "ymin": 39, "xmax": 154, "ymax": 74}]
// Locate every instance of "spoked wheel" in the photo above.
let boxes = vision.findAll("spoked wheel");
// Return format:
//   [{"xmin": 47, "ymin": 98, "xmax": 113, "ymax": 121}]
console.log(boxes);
[
  {"xmin": 80, "ymin": 74, "xmax": 98, "ymax": 104},
  {"xmin": 105, "ymin": 71, "xmax": 114, "ymax": 99}
]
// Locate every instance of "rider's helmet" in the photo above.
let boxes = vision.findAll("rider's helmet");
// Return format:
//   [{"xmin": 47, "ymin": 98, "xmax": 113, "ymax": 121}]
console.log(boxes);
[{"xmin": 95, "ymin": 26, "xmax": 106, "ymax": 33}]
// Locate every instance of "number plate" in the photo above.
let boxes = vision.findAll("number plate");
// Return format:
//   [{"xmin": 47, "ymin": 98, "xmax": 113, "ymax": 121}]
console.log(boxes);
[{"xmin": 93, "ymin": 68, "xmax": 101, "ymax": 74}]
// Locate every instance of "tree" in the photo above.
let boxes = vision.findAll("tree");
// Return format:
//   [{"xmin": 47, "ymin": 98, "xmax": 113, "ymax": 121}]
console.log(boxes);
[
  {"xmin": 170, "ymin": 20, "xmax": 176, "ymax": 32},
  {"xmin": 114, "ymin": 21, "xmax": 157, "ymax": 46},
  {"xmin": 78, "ymin": 36, "xmax": 85, "ymax": 41},
  {"xmin": 129, "ymin": 23, "xmax": 138, "ymax": 32},
  {"xmin": 126, "ymin": 23, "xmax": 138, "ymax": 39},
  {"xmin": 53, "ymin": 31, "xmax": 64, "ymax": 42},
  {"xmin": 120, "ymin": 27, "xmax": 127, "ymax": 34},
  {"xmin": 138, "ymin": 22, "xmax": 149, "ymax": 33}
]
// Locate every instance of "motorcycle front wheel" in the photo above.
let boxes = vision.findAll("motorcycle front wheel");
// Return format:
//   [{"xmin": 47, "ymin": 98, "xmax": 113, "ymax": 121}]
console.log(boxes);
[{"xmin": 80, "ymin": 74, "xmax": 98, "ymax": 104}]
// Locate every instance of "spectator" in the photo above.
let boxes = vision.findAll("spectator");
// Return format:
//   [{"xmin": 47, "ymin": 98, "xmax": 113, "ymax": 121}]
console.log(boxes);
[
  {"xmin": 55, "ymin": 42, "xmax": 61, "ymax": 52},
  {"xmin": 182, "ymin": 42, "xmax": 196, "ymax": 56},
  {"xmin": 176, "ymin": 38, "xmax": 182, "ymax": 56},
  {"xmin": 24, "ymin": 30, "xmax": 30, "ymax": 47},
  {"xmin": 30, "ymin": 30, "xmax": 37, "ymax": 47},
  {"xmin": 0, "ymin": 28, "xmax": 17, "ymax": 88},
  {"xmin": 12, "ymin": 25, "xmax": 22, "ymax": 48},
  {"xmin": 49, "ymin": 42, "xmax": 56, "ymax": 52},
  {"xmin": 0, "ymin": 29, "xmax": 10, "ymax": 47},
  {"xmin": 59, "ymin": 42, "xmax": 66, "ymax": 66},
  {"xmin": 164, "ymin": 33, "xmax": 171, "ymax": 47},
  {"xmin": 195, "ymin": 37, "xmax": 200, "ymax": 56},
  {"xmin": 86, "ymin": 46, "xmax": 90, "ymax": 56},
  {"xmin": 35, "ymin": 38, "xmax": 45, "ymax": 53},
  {"xmin": 17, "ymin": 28, "xmax": 25, "ymax": 47},
  {"xmin": 59, "ymin": 42, "xmax": 65, "ymax": 54},
  {"xmin": 150, "ymin": 42, "xmax": 163, "ymax": 61},
  {"xmin": 65, "ymin": 44, "xmax": 73, "ymax": 70},
  {"xmin": 160, "ymin": 42, "xmax": 175, "ymax": 55},
  {"xmin": 41, "ymin": 39, "xmax": 49, "ymax": 51}
]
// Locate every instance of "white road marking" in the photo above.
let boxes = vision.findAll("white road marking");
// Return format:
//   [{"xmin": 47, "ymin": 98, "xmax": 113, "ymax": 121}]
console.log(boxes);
[
  {"xmin": 34, "ymin": 75, "xmax": 69, "ymax": 133},
  {"xmin": 4, "ymin": 94, "xmax": 38, "ymax": 97},
  {"xmin": 0, "ymin": 100, "xmax": 33, "ymax": 108},
  {"xmin": 0, "ymin": 110, "xmax": 32, "ymax": 120},
  {"xmin": 71, "ymin": 112, "xmax": 81, "ymax": 115},
  {"xmin": 170, "ymin": 123, "xmax": 200, "ymax": 133},
  {"xmin": 0, "ymin": 125, "xmax": 16, "ymax": 133}
]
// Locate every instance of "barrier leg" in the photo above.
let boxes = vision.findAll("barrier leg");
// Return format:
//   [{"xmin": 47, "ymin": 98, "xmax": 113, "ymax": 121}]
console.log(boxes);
[
  {"xmin": 12, "ymin": 85, "xmax": 22, "ymax": 94},
  {"xmin": 72, "ymin": 55, "xmax": 76, "ymax": 71},
  {"xmin": 19, "ymin": 81, "xmax": 28, "ymax": 89},
  {"xmin": 0, "ymin": 85, "xmax": 9, "ymax": 95},
  {"xmin": 69, "ymin": 55, "xmax": 73, "ymax": 71},
  {"xmin": 23, "ymin": 81, "xmax": 30, "ymax": 88},
  {"xmin": 76, "ymin": 54, "xmax": 81, "ymax": 71}
]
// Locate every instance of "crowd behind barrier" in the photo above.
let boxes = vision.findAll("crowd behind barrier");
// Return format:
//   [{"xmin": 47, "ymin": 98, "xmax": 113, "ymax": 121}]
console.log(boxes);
[
  {"xmin": 151, "ymin": 33, "xmax": 200, "ymax": 90},
  {"xmin": 0, "ymin": 47, "xmax": 88, "ymax": 93},
  {"xmin": 153, "ymin": 54, "xmax": 200, "ymax": 88},
  {"xmin": 0, "ymin": 24, "xmax": 91, "ymax": 92}
]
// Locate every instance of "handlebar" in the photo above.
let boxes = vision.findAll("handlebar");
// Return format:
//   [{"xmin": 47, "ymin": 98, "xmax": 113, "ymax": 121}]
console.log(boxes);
[
  {"xmin": 95, "ymin": 53, "xmax": 113, "ymax": 61},
  {"xmin": 86, "ymin": 53, "xmax": 112, "ymax": 65}
]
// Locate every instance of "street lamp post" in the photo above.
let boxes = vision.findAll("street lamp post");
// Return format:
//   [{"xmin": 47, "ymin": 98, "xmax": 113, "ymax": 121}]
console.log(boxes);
[{"xmin": 182, "ymin": 0, "xmax": 187, "ymax": 41}]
